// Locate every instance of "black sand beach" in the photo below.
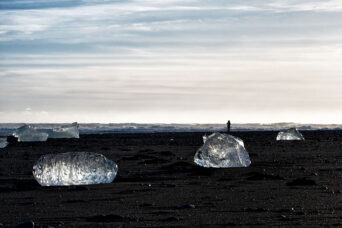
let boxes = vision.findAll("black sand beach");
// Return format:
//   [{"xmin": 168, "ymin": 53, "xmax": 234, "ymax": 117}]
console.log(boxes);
[{"xmin": 1, "ymin": 131, "xmax": 342, "ymax": 227}]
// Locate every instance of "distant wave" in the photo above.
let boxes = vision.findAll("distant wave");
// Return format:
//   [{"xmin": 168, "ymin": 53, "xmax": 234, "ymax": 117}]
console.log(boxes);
[{"xmin": 0, "ymin": 123, "xmax": 341, "ymax": 136}]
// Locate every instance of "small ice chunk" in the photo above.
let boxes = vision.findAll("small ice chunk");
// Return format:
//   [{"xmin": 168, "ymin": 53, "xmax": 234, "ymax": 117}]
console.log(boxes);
[
  {"xmin": 48, "ymin": 122, "xmax": 80, "ymax": 139},
  {"xmin": 276, "ymin": 128, "xmax": 304, "ymax": 140},
  {"xmin": 13, "ymin": 125, "xmax": 48, "ymax": 142},
  {"xmin": 194, "ymin": 132, "xmax": 251, "ymax": 168},
  {"xmin": 0, "ymin": 137, "xmax": 8, "ymax": 148},
  {"xmin": 33, "ymin": 152, "xmax": 118, "ymax": 186}
]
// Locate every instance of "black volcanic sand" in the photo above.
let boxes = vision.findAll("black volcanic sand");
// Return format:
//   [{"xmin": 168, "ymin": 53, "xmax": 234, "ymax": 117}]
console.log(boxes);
[{"xmin": 1, "ymin": 131, "xmax": 342, "ymax": 227}]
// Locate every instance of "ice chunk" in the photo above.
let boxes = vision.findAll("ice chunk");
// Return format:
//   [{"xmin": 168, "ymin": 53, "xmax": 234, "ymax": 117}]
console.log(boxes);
[
  {"xmin": 13, "ymin": 125, "xmax": 48, "ymax": 142},
  {"xmin": 48, "ymin": 122, "xmax": 80, "ymax": 139},
  {"xmin": 33, "ymin": 152, "xmax": 118, "ymax": 186},
  {"xmin": 0, "ymin": 137, "xmax": 8, "ymax": 148},
  {"xmin": 194, "ymin": 132, "xmax": 251, "ymax": 168},
  {"xmin": 276, "ymin": 128, "xmax": 304, "ymax": 140},
  {"xmin": 203, "ymin": 135, "xmax": 208, "ymax": 142}
]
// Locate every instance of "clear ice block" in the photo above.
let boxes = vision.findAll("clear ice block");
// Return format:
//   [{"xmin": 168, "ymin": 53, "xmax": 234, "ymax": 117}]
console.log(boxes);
[
  {"xmin": 13, "ymin": 125, "xmax": 48, "ymax": 142},
  {"xmin": 194, "ymin": 132, "xmax": 251, "ymax": 168},
  {"xmin": 0, "ymin": 137, "xmax": 8, "ymax": 148},
  {"xmin": 48, "ymin": 122, "xmax": 80, "ymax": 139},
  {"xmin": 33, "ymin": 152, "xmax": 118, "ymax": 186},
  {"xmin": 276, "ymin": 128, "xmax": 304, "ymax": 140}
]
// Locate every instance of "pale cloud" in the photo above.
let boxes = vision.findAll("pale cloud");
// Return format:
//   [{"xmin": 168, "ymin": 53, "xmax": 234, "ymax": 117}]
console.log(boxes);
[{"xmin": 267, "ymin": 0, "xmax": 342, "ymax": 12}]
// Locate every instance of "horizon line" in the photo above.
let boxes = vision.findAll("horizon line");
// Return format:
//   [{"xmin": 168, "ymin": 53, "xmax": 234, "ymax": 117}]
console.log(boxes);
[{"xmin": 1, "ymin": 122, "xmax": 342, "ymax": 125}]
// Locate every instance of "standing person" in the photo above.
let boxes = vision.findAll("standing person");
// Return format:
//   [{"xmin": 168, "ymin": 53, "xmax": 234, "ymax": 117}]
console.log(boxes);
[{"xmin": 227, "ymin": 120, "xmax": 231, "ymax": 133}]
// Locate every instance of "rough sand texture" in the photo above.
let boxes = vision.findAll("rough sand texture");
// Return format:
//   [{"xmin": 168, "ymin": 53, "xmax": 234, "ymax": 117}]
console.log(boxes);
[{"xmin": 0, "ymin": 131, "xmax": 342, "ymax": 227}]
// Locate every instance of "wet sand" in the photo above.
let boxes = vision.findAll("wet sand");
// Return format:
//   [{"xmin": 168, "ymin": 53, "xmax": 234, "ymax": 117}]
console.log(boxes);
[{"xmin": 0, "ymin": 131, "xmax": 342, "ymax": 227}]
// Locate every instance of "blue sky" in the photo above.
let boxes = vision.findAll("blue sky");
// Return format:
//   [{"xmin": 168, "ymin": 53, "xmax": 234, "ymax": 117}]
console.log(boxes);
[{"xmin": 0, "ymin": 0, "xmax": 342, "ymax": 123}]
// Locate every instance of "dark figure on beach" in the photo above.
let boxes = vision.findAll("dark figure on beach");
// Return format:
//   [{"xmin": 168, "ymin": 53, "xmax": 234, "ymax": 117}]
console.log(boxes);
[{"xmin": 227, "ymin": 120, "xmax": 231, "ymax": 133}]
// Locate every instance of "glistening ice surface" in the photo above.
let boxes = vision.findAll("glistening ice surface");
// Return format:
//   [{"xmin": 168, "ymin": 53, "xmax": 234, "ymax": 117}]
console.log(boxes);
[
  {"xmin": 194, "ymin": 132, "xmax": 251, "ymax": 168},
  {"xmin": 47, "ymin": 122, "xmax": 80, "ymax": 139},
  {"xmin": 0, "ymin": 137, "xmax": 8, "ymax": 148},
  {"xmin": 13, "ymin": 125, "xmax": 48, "ymax": 142},
  {"xmin": 276, "ymin": 128, "xmax": 305, "ymax": 140},
  {"xmin": 33, "ymin": 152, "xmax": 118, "ymax": 186}
]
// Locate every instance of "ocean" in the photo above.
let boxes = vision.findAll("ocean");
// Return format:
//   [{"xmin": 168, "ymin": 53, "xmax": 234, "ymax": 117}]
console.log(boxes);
[{"xmin": 0, "ymin": 123, "xmax": 341, "ymax": 136}]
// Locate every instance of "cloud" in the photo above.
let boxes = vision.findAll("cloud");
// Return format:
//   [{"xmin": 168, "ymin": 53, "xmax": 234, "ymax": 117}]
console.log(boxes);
[
  {"xmin": 267, "ymin": 0, "xmax": 342, "ymax": 12},
  {"xmin": 0, "ymin": 0, "xmax": 342, "ymax": 123},
  {"xmin": 1, "ymin": 0, "xmax": 342, "ymax": 46}
]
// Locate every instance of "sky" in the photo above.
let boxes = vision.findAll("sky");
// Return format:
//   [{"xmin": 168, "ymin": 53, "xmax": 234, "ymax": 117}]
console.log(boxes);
[{"xmin": 0, "ymin": 0, "xmax": 342, "ymax": 124}]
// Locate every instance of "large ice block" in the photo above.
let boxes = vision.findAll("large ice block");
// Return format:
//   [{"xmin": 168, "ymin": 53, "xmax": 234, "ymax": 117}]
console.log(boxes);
[
  {"xmin": 48, "ymin": 122, "xmax": 80, "ymax": 138},
  {"xmin": 194, "ymin": 132, "xmax": 251, "ymax": 168},
  {"xmin": 0, "ymin": 137, "xmax": 8, "ymax": 148},
  {"xmin": 13, "ymin": 125, "xmax": 48, "ymax": 142},
  {"xmin": 276, "ymin": 128, "xmax": 304, "ymax": 140},
  {"xmin": 33, "ymin": 152, "xmax": 118, "ymax": 186}
]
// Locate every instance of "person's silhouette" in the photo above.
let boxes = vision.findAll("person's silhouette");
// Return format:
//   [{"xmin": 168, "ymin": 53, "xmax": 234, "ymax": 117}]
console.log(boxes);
[{"xmin": 227, "ymin": 120, "xmax": 231, "ymax": 133}]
